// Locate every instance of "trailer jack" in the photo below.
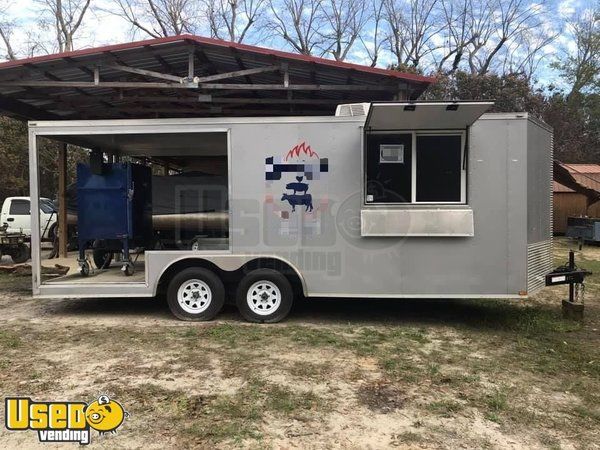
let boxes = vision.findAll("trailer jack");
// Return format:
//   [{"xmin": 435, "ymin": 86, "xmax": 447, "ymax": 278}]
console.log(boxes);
[{"xmin": 545, "ymin": 250, "xmax": 591, "ymax": 321}]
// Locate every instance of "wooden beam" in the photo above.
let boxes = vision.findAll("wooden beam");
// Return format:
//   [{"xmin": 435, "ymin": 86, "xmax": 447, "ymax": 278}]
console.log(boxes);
[
  {"xmin": 10, "ymin": 96, "xmax": 346, "ymax": 112},
  {"xmin": 0, "ymin": 94, "xmax": 61, "ymax": 120},
  {"xmin": 104, "ymin": 63, "xmax": 184, "ymax": 83},
  {"xmin": 282, "ymin": 63, "xmax": 290, "ymax": 87},
  {"xmin": 0, "ymin": 80, "xmax": 197, "ymax": 89},
  {"xmin": 58, "ymin": 144, "xmax": 68, "ymax": 258},
  {"xmin": 63, "ymin": 57, "xmax": 95, "ymax": 77},
  {"xmin": 23, "ymin": 62, "xmax": 121, "ymax": 115},
  {"xmin": 113, "ymin": 96, "xmax": 343, "ymax": 105},
  {"xmin": 117, "ymin": 106, "xmax": 327, "ymax": 115},
  {"xmin": 143, "ymin": 45, "xmax": 177, "ymax": 74},
  {"xmin": 188, "ymin": 47, "xmax": 195, "ymax": 80},
  {"xmin": 193, "ymin": 46, "xmax": 219, "ymax": 75},
  {"xmin": 0, "ymin": 80, "xmax": 395, "ymax": 91},
  {"xmin": 194, "ymin": 65, "xmax": 281, "ymax": 83},
  {"xmin": 197, "ymin": 83, "xmax": 395, "ymax": 91}
]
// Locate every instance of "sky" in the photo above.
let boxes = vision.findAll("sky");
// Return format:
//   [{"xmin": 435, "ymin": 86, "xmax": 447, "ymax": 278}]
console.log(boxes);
[{"xmin": 0, "ymin": 0, "xmax": 592, "ymax": 89}]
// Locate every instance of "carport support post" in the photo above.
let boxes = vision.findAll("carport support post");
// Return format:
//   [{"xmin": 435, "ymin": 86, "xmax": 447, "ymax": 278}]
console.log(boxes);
[{"xmin": 58, "ymin": 143, "xmax": 68, "ymax": 258}]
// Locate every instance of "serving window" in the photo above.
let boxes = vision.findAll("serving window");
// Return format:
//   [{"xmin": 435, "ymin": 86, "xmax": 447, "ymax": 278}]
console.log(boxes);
[
  {"xmin": 365, "ymin": 131, "xmax": 466, "ymax": 205},
  {"xmin": 360, "ymin": 101, "xmax": 492, "ymax": 237}
]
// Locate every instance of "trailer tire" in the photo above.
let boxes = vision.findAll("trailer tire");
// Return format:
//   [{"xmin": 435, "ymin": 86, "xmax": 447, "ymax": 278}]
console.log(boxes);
[
  {"xmin": 167, "ymin": 267, "xmax": 225, "ymax": 321},
  {"xmin": 47, "ymin": 223, "xmax": 58, "ymax": 241},
  {"xmin": 93, "ymin": 249, "xmax": 113, "ymax": 269},
  {"xmin": 10, "ymin": 244, "xmax": 30, "ymax": 264},
  {"xmin": 236, "ymin": 269, "xmax": 293, "ymax": 323}
]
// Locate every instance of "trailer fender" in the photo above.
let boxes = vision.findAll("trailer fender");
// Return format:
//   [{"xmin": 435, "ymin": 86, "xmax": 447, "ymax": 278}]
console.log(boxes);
[{"xmin": 150, "ymin": 253, "xmax": 308, "ymax": 297}]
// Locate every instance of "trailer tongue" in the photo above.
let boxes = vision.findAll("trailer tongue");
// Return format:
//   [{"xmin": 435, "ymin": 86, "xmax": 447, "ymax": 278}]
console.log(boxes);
[{"xmin": 546, "ymin": 250, "xmax": 592, "ymax": 320}]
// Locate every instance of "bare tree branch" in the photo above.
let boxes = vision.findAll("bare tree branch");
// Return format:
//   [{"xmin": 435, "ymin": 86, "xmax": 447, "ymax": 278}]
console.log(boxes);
[
  {"xmin": 35, "ymin": 0, "xmax": 91, "ymax": 52},
  {"xmin": 319, "ymin": 0, "xmax": 369, "ymax": 61},
  {"xmin": 554, "ymin": 8, "xmax": 600, "ymax": 96},
  {"xmin": 384, "ymin": 0, "xmax": 440, "ymax": 68},
  {"xmin": 359, "ymin": 0, "xmax": 386, "ymax": 67},
  {"xmin": 466, "ymin": 0, "xmax": 546, "ymax": 75},
  {"xmin": 0, "ymin": 1, "xmax": 17, "ymax": 60},
  {"xmin": 110, "ymin": 0, "xmax": 197, "ymax": 38},
  {"xmin": 202, "ymin": 0, "xmax": 267, "ymax": 43},
  {"xmin": 434, "ymin": 0, "xmax": 478, "ymax": 74},
  {"xmin": 267, "ymin": 0, "xmax": 326, "ymax": 55}
]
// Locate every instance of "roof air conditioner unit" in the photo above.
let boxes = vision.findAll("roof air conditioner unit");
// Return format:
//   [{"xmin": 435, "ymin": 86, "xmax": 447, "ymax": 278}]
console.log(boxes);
[{"xmin": 335, "ymin": 103, "xmax": 370, "ymax": 117}]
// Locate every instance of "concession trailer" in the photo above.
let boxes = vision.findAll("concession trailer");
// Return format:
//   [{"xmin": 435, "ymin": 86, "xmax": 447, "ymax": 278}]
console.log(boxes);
[{"xmin": 27, "ymin": 101, "xmax": 556, "ymax": 322}]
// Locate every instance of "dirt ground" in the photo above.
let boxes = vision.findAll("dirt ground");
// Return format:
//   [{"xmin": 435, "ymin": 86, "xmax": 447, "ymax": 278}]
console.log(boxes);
[{"xmin": 0, "ymin": 237, "xmax": 598, "ymax": 449}]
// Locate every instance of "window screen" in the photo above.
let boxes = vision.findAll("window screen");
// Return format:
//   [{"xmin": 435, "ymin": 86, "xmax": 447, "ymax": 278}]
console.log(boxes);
[
  {"xmin": 9, "ymin": 199, "xmax": 30, "ymax": 215},
  {"xmin": 366, "ymin": 133, "xmax": 412, "ymax": 203},
  {"xmin": 416, "ymin": 135, "xmax": 462, "ymax": 202}
]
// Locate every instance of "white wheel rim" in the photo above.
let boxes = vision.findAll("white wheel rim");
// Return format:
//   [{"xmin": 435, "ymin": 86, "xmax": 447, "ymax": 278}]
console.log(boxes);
[
  {"xmin": 247, "ymin": 280, "xmax": 281, "ymax": 316},
  {"xmin": 177, "ymin": 279, "xmax": 212, "ymax": 314}
]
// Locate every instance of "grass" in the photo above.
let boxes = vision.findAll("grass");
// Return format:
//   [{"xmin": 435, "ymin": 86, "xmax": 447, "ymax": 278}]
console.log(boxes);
[
  {"xmin": 0, "ymin": 330, "xmax": 21, "ymax": 348},
  {"xmin": 481, "ymin": 387, "xmax": 509, "ymax": 422},
  {"xmin": 0, "ymin": 272, "xmax": 31, "ymax": 293},
  {"xmin": 427, "ymin": 399, "xmax": 464, "ymax": 417},
  {"xmin": 571, "ymin": 405, "xmax": 600, "ymax": 423},
  {"xmin": 0, "ymin": 237, "xmax": 598, "ymax": 447},
  {"xmin": 390, "ymin": 431, "xmax": 426, "ymax": 445},
  {"xmin": 181, "ymin": 378, "xmax": 323, "ymax": 445}
]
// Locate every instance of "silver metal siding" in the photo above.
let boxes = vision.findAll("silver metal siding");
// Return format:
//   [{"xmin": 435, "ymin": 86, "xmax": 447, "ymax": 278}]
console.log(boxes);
[
  {"xmin": 29, "ymin": 113, "xmax": 545, "ymax": 299},
  {"xmin": 526, "ymin": 118, "xmax": 553, "ymax": 294}
]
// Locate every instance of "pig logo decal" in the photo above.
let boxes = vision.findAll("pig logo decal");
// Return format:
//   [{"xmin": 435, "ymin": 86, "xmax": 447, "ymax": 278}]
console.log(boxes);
[
  {"xmin": 85, "ymin": 395, "xmax": 129, "ymax": 435},
  {"xmin": 265, "ymin": 142, "xmax": 328, "ymax": 213}
]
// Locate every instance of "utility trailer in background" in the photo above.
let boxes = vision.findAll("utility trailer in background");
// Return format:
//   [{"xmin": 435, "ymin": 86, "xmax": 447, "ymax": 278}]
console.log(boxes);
[
  {"xmin": 566, "ymin": 217, "xmax": 600, "ymax": 244},
  {"xmin": 28, "ymin": 102, "xmax": 556, "ymax": 322}
]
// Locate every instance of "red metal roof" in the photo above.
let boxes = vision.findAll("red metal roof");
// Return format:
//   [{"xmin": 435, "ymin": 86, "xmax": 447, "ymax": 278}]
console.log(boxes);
[
  {"xmin": 562, "ymin": 163, "xmax": 600, "ymax": 174},
  {"xmin": 554, "ymin": 162, "xmax": 600, "ymax": 201},
  {"xmin": 553, "ymin": 181, "xmax": 575, "ymax": 193},
  {"xmin": 0, "ymin": 34, "xmax": 435, "ymax": 85}
]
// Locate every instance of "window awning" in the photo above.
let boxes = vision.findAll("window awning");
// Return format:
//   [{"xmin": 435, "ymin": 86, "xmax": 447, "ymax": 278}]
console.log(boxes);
[{"xmin": 365, "ymin": 101, "xmax": 493, "ymax": 131}]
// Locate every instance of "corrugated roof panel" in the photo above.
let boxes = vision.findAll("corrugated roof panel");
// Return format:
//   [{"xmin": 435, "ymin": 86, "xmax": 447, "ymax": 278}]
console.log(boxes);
[
  {"xmin": 564, "ymin": 164, "xmax": 600, "ymax": 174},
  {"xmin": 0, "ymin": 35, "xmax": 433, "ymax": 120}
]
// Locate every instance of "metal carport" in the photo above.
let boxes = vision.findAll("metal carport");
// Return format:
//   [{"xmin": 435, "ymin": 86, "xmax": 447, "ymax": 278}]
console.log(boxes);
[
  {"xmin": 0, "ymin": 34, "xmax": 434, "ymax": 258},
  {"xmin": 0, "ymin": 34, "xmax": 433, "ymax": 120}
]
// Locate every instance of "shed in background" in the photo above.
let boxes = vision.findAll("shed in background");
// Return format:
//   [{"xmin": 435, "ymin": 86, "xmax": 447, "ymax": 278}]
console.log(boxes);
[{"xmin": 553, "ymin": 163, "xmax": 600, "ymax": 234}]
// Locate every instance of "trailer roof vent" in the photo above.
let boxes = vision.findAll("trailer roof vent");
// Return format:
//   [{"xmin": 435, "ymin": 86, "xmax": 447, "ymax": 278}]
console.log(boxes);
[{"xmin": 335, "ymin": 103, "xmax": 370, "ymax": 117}]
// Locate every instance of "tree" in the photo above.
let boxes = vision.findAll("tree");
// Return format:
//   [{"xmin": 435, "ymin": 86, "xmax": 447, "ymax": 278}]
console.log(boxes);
[
  {"xmin": 423, "ymin": 70, "xmax": 545, "ymax": 112},
  {"xmin": 0, "ymin": 1, "xmax": 17, "ymax": 60},
  {"xmin": 383, "ymin": 0, "xmax": 440, "ymax": 68},
  {"xmin": 434, "ymin": 0, "xmax": 476, "ymax": 74},
  {"xmin": 319, "ymin": 0, "xmax": 369, "ymax": 61},
  {"xmin": 268, "ymin": 0, "xmax": 326, "ymax": 55},
  {"xmin": 501, "ymin": 28, "xmax": 556, "ymax": 81},
  {"xmin": 422, "ymin": 70, "xmax": 600, "ymax": 163},
  {"xmin": 112, "ymin": 0, "xmax": 197, "ymax": 38},
  {"xmin": 554, "ymin": 8, "xmax": 600, "ymax": 98},
  {"xmin": 466, "ymin": 0, "xmax": 546, "ymax": 75},
  {"xmin": 359, "ymin": 0, "xmax": 386, "ymax": 67},
  {"xmin": 35, "ymin": 0, "xmax": 92, "ymax": 52},
  {"xmin": 202, "ymin": 0, "xmax": 267, "ymax": 43}
]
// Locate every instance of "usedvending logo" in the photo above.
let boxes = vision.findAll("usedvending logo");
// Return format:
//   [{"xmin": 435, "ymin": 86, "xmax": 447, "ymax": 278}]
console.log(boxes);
[
  {"xmin": 265, "ymin": 141, "xmax": 329, "ymax": 213},
  {"xmin": 5, "ymin": 395, "xmax": 129, "ymax": 445}
]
